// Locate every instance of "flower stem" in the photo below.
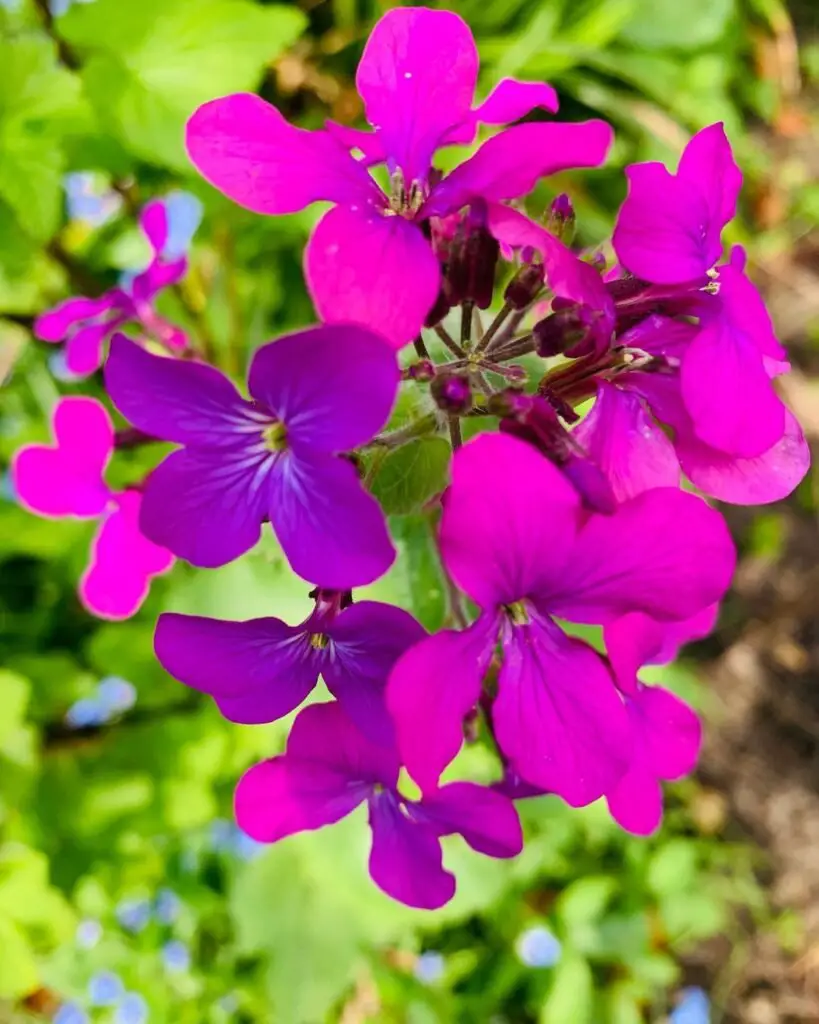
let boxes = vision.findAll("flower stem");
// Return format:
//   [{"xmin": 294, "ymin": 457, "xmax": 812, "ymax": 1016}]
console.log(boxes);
[
  {"xmin": 433, "ymin": 324, "xmax": 466, "ymax": 359},
  {"xmin": 460, "ymin": 301, "xmax": 474, "ymax": 348},
  {"xmin": 475, "ymin": 301, "xmax": 511, "ymax": 354}
]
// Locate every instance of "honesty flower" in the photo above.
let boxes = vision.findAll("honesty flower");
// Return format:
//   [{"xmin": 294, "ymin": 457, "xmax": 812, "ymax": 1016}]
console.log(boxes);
[
  {"xmin": 387, "ymin": 433, "xmax": 735, "ymax": 806},
  {"xmin": 235, "ymin": 701, "xmax": 523, "ymax": 909},
  {"xmin": 104, "ymin": 326, "xmax": 399, "ymax": 587},
  {"xmin": 155, "ymin": 590, "xmax": 424, "ymax": 743},
  {"xmin": 186, "ymin": 6, "xmax": 612, "ymax": 347},
  {"xmin": 613, "ymin": 124, "xmax": 787, "ymax": 458},
  {"xmin": 34, "ymin": 198, "xmax": 191, "ymax": 376},
  {"xmin": 11, "ymin": 397, "xmax": 173, "ymax": 619},
  {"xmin": 602, "ymin": 610, "xmax": 714, "ymax": 835}
]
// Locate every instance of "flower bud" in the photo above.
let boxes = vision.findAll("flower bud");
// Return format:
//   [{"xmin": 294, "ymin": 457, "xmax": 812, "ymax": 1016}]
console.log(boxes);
[
  {"xmin": 504, "ymin": 262, "xmax": 545, "ymax": 310},
  {"xmin": 546, "ymin": 193, "xmax": 576, "ymax": 245},
  {"xmin": 405, "ymin": 359, "xmax": 436, "ymax": 382},
  {"xmin": 431, "ymin": 373, "xmax": 472, "ymax": 414},
  {"xmin": 446, "ymin": 218, "xmax": 499, "ymax": 310}
]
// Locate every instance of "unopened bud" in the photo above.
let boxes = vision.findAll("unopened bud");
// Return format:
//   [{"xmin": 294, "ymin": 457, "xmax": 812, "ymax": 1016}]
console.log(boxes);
[
  {"xmin": 504, "ymin": 262, "xmax": 545, "ymax": 310},
  {"xmin": 446, "ymin": 221, "xmax": 499, "ymax": 310},
  {"xmin": 546, "ymin": 193, "xmax": 576, "ymax": 244},
  {"xmin": 405, "ymin": 359, "xmax": 436, "ymax": 382},
  {"xmin": 487, "ymin": 388, "xmax": 534, "ymax": 420},
  {"xmin": 534, "ymin": 304, "xmax": 596, "ymax": 357},
  {"xmin": 431, "ymin": 373, "xmax": 472, "ymax": 414}
]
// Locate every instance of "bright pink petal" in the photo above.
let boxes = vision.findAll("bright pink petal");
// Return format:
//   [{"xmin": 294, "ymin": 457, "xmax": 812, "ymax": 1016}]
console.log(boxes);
[
  {"xmin": 573, "ymin": 383, "xmax": 680, "ymax": 502},
  {"xmin": 55, "ymin": 396, "xmax": 114, "ymax": 478},
  {"xmin": 324, "ymin": 121, "xmax": 386, "ymax": 167},
  {"xmin": 368, "ymin": 792, "xmax": 454, "ymax": 909},
  {"xmin": 544, "ymin": 487, "xmax": 735, "ymax": 624},
  {"xmin": 493, "ymin": 615, "xmax": 631, "ymax": 807},
  {"xmin": 356, "ymin": 7, "xmax": 478, "ymax": 183},
  {"xmin": 440, "ymin": 432, "xmax": 580, "ymax": 609},
  {"xmin": 677, "ymin": 408, "xmax": 810, "ymax": 505},
  {"xmin": 108, "ymin": 490, "xmax": 174, "ymax": 577},
  {"xmin": 139, "ymin": 199, "xmax": 169, "ymax": 255},
  {"xmin": 247, "ymin": 325, "xmax": 399, "ymax": 452},
  {"xmin": 387, "ymin": 619, "xmax": 496, "ymax": 794},
  {"xmin": 64, "ymin": 322, "xmax": 112, "ymax": 376},
  {"xmin": 424, "ymin": 120, "xmax": 614, "ymax": 217},
  {"xmin": 305, "ymin": 204, "xmax": 440, "ymax": 349},
  {"xmin": 416, "ymin": 782, "xmax": 523, "ymax": 858},
  {"xmin": 186, "ymin": 93, "xmax": 380, "ymax": 215},
  {"xmin": 79, "ymin": 558, "xmax": 151, "ymax": 621},
  {"xmin": 34, "ymin": 294, "xmax": 117, "ymax": 342},
  {"xmin": 473, "ymin": 78, "xmax": 559, "ymax": 123},
  {"xmin": 612, "ymin": 163, "xmax": 714, "ymax": 283},
  {"xmin": 717, "ymin": 257, "xmax": 787, "ymax": 360},
  {"xmin": 634, "ymin": 685, "xmax": 701, "ymax": 780},
  {"xmin": 680, "ymin": 318, "xmax": 786, "ymax": 458},
  {"xmin": 677, "ymin": 123, "xmax": 742, "ymax": 239},
  {"xmin": 131, "ymin": 256, "xmax": 187, "ymax": 301},
  {"xmin": 606, "ymin": 767, "xmax": 664, "ymax": 836}
]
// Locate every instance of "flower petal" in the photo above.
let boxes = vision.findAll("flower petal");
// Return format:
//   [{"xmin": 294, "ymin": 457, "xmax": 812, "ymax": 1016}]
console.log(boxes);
[
  {"xmin": 544, "ymin": 488, "xmax": 735, "ymax": 624},
  {"xmin": 305, "ymin": 204, "xmax": 440, "ymax": 349},
  {"xmin": 440, "ymin": 432, "xmax": 580, "ymax": 609},
  {"xmin": 423, "ymin": 120, "xmax": 613, "ymax": 218},
  {"xmin": 247, "ymin": 325, "xmax": 399, "ymax": 452},
  {"xmin": 633, "ymin": 685, "xmax": 701, "ymax": 780},
  {"xmin": 677, "ymin": 123, "xmax": 742, "ymax": 241},
  {"xmin": 34, "ymin": 294, "xmax": 118, "ymax": 342},
  {"xmin": 573, "ymin": 383, "xmax": 680, "ymax": 502},
  {"xmin": 186, "ymin": 93, "xmax": 379, "ymax": 215},
  {"xmin": 680, "ymin": 317, "xmax": 786, "ymax": 458},
  {"xmin": 268, "ymin": 451, "xmax": 395, "ymax": 589},
  {"xmin": 356, "ymin": 7, "xmax": 478, "ymax": 183},
  {"xmin": 139, "ymin": 199, "xmax": 169, "ymax": 255},
  {"xmin": 139, "ymin": 448, "xmax": 271, "ymax": 567},
  {"xmin": 64, "ymin": 322, "xmax": 113, "ymax": 377},
  {"xmin": 415, "ymin": 782, "xmax": 523, "ymax": 858},
  {"xmin": 154, "ymin": 612, "xmax": 319, "ymax": 724},
  {"xmin": 676, "ymin": 408, "xmax": 810, "ymax": 505},
  {"xmin": 605, "ymin": 767, "xmax": 664, "ymax": 836},
  {"xmin": 612, "ymin": 163, "xmax": 714, "ymax": 284},
  {"xmin": 324, "ymin": 601, "xmax": 426, "ymax": 745},
  {"xmin": 494, "ymin": 616, "xmax": 631, "ymax": 807},
  {"xmin": 105, "ymin": 334, "xmax": 259, "ymax": 446},
  {"xmin": 716, "ymin": 257, "xmax": 787, "ymax": 360},
  {"xmin": 473, "ymin": 79, "xmax": 559, "ymax": 124},
  {"xmin": 368, "ymin": 791, "xmax": 454, "ymax": 910},
  {"xmin": 130, "ymin": 256, "xmax": 187, "ymax": 301},
  {"xmin": 387, "ymin": 620, "xmax": 496, "ymax": 794}
]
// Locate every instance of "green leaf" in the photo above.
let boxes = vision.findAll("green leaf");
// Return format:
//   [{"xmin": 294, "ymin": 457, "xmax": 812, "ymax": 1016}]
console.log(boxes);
[
  {"xmin": 646, "ymin": 840, "xmax": 699, "ymax": 896},
  {"xmin": 369, "ymin": 437, "xmax": 451, "ymax": 515},
  {"xmin": 539, "ymin": 953, "xmax": 594, "ymax": 1024},
  {"xmin": 388, "ymin": 514, "xmax": 447, "ymax": 631},
  {"xmin": 61, "ymin": 0, "xmax": 307, "ymax": 168},
  {"xmin": 0, "ymin": 917, "xmax": 38, "ymax": 998},
  {"xmin": 0, "ymin": 671, "xmax": 30, "ymax": 745},
  {"xmin": 604, "ymin": 983, "xmax": 643, "ymax": 1024},
  {"xmin": 619, "ymin": 0, "xmax": 735, "ymax": 50}
]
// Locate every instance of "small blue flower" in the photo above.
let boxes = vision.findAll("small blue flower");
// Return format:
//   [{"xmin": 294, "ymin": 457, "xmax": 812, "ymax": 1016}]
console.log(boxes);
[
  {"xmin": 115, "ymin": 897, "xmax": 152, "ymax": 933},
  {"xmin": 54, "ymin": 1003, "xmax": 89, "ymax": 1024},
  {"xmin": 670, "ymin": 987, "xmax": 711, "ymax": 1024},
  {"xmin": 75, "ymin": 918, "xmax": 103, "ymax": 949},
  {"xmin": 515, "ymin": 925, "xmax": 562, "ymax": 969},
  {"xmin": 48, "ymin": 349, "xmax": 84, "ymax": 383},
  {"xmin": 66, "ymin": 697, "xmax": 109, "ymax": 729},
  {"xmin": 115, "ymin": 992, "xmax": 149, "ymax": 1024},
  {"xmin": 64, "ymin": 172, "xmax": 120, "ymax": 227},
  {"xmin": 88, "ymin": 970, "xmax": 124, "ymax": 1007},
  {"xmin": 96, "ymin": 677, "xmax": 137, "ymax": 715},
  {"xmin": 154, "ymin": 887, "xmax": 181, "ymax": 924},
  {"xmin": 413, "ymin": 951, "xmax": 445, "ymax": 984},
  {"xmin": 161, "ymin": 939, "xmax": 191, "ymax": 973},
  {"xmin": 233, "ymin": 830, "xmax": 265, "ymax": 861},
  {"xmin": 162, "ymin": 191, "xmax": 203, "ymax": 260}
]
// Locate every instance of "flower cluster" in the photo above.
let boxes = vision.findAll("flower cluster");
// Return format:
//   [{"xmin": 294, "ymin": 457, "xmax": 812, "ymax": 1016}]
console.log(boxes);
[{"xmin": 16, "ymin": 7, "xmax": 810, "ymax": 909}]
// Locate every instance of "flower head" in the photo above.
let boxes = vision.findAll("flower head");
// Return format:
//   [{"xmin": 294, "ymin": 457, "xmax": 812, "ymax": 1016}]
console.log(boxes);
[
  {"xmin": 104, "ymin": 325, "xmax": 399, "ymax": 587},
  {"xmin": 235, "ymin": 701, "xmax": 522, "ymax": 909}
]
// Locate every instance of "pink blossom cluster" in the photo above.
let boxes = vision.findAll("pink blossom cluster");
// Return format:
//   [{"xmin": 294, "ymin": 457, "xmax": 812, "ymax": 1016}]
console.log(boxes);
[{"xmin": 13, "ymin": 7, "xmax": 810, "ymax": 908}]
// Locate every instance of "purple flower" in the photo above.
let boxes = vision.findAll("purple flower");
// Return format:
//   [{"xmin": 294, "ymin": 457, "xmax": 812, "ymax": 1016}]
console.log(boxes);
[
  {"xmin": 88, "ymin": 970, "xmax": 125, "ymax": 1006},
  {"xmin": 104, "ymin": 326, "xmax": 399, "ymax": 586},
  {"xmin": 386, "ymin": 433, "xmax": 734, "ymax": 806},
  {"xmin": 235, "ymin": 701, "xmax": 522, "ymax": 910},
  {"xmin": 516, "ymin": 925, "xmax": 561, "ymax": 968},
  {"xmin": 116, "ymin": 897, "xmax": 152, "ymax": 933},
  {"xmin": 602, "ymin": 612, "xmax": 707, "ymax": 835},
  {"xmin": 155, "ymin": 590, "xmax": 424, "ymax": 743},
  {"xmin": 11, "ymin": 397, "xmax": 174, "ymax": 619},
  {"xmin": 161, "ymin": 940, "xmax": 191, "ymax": 973},
  {"xmin": 185, "ymin": 7, "xmax": 612, "ymax": 347},
  {"xmin": 34, "ymin": 198, "xmax": 190, "ymax": 376},
  {"xmin": 612, "ymin": 125, "xmax": 788, "ymax": 461}
]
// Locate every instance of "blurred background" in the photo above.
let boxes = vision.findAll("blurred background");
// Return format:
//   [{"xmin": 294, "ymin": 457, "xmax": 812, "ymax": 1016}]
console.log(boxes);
[{"xmin": 0, "ymin": 0, "xmax": 818, "ymax": 1021}]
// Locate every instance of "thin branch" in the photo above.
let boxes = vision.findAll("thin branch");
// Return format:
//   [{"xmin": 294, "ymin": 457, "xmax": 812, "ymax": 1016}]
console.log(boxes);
[
  {"xmin": 433, "ymin": 324, "xmax": 465, "ymax": 359},
  {"xmin": 475, "ymin": 301, "xmax": 512, "ymax": 354},
  {"xmin": 447, "ymin": 414, "xmax": 462, "ymax": 450},
  {"xmin": 460, "ymin": 301, "xmax": 474, "ymax": 348},
  {"xmin": 413, "ymin": 335, "xmax": 431, "ymax": 360}
]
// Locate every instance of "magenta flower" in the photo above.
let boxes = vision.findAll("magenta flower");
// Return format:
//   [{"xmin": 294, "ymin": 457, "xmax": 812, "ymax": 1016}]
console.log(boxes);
[
  {"xmin": 185, "ymin": 6, "xmax": 612, "ymax": 347},
  {"xmin": 603, "ymin": 611, "xmax": 711, "ymax": 835},
  {"xmin": 387, "ymin": 433, "xmax": 735, "ymax": 806},
  {"xmin": 612, "ymin": 124, "xmax": 787, "ymax": 459},
  {"xmin": 104, "ymin": 325, "xmax": 399, "ymax": 587},
  {"xmin": 155, "ymin": 590, "xmax": 424, "ymax": 743},
  {"xmin": 235, "ymin": 701, "xmax": 523, "ymax": 909},
  {"xmin": 11, "ymin": 397, "xmax": 173, "ymax": 619},
  {"xmin": 573, "ymin": 309, "xmax": 810, "ymax": 505},
  {"xmin": 35, "ymin": 198, "xmax": 190, "ymax": 377}
]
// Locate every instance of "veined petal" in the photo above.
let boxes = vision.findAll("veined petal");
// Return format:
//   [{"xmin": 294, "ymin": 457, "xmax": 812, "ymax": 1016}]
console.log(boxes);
[
  {"xmin": 494, "ymin": 615, "xmax": 631, "ymax": 807},
  {"xmin": 387, "ymin": 618, "xmax": 497, "ymax": 794},
  {"xmin": 440, "ymin": 433, "xmax": 580, "ymax": 609},
  {"xmin": 415, "ymin": 782, "xmax": 523, "ymax": 858},
  {"xmin": 268, "ymin": 450, "xmax": 395, "ymax": 589},
  {"xmin": 544, "ymin": 488, "xmax": 735, "ymax": 624},
  {"xmin": 423, "ymin": 120, "xmax": 613, "ymax": 218},
  {"xmin": 356, "ymin": 7, "xmax": 478, "ymax": 183},
  {"xmin": 105, "ymin": 334, "xmax": 261, "ymax": 446},
  {"xmin": 154, "ymin": 612, "xmax": 319, "ymax": 724},
  {"xmin": 305, "ymin": 204, "xmax": 440, "ymax": 349},
  {"xmin": 247, "ymin": 325, "xmax": 399, "ymax": 452},
  {"xmin": 677, "ymin": 123, "xmax": 742, "ymax": 240},
  {"xmin": 186, "ymin": 93, "xmax": 379, "ymax": 215},
  {"xmin": 368, "ymin": 791, "xmax": 454, "ymax": 909},
  {"xmin": 139, "ymin": 447, "xmax": 272, "ymax": 567},
  {"xmin": 680, "ymin": 317, "xmax": 786, "ymax": 458},
  {"xmin": 573, "ymin": 383, "xmax": 680, "ymax": 502}
]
